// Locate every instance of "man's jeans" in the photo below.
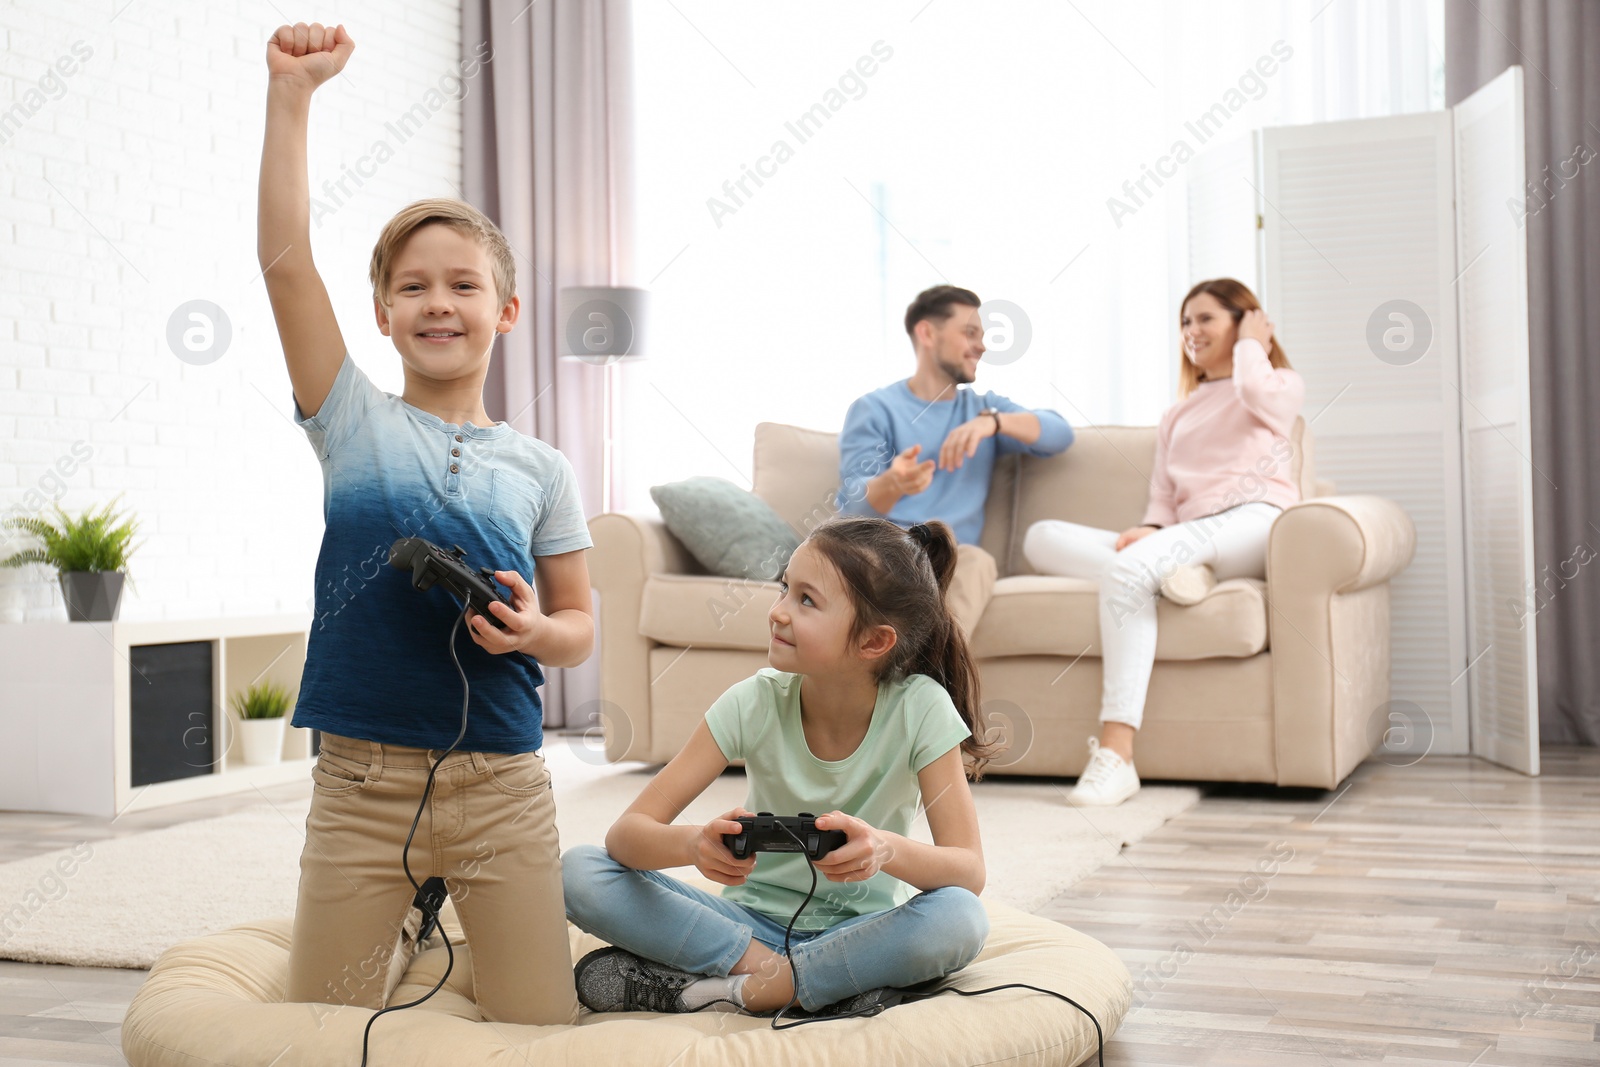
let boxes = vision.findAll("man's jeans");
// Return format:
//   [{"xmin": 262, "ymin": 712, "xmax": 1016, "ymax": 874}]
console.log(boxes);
[{"xmin": 562, "ymin": 844, "xmax": 989, "ymax": 1010}]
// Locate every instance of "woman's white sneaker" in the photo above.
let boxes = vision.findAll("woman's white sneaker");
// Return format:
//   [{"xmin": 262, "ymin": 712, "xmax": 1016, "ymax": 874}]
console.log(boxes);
[
  {"xmin": 1160, "ymin": 563, "xmax": 1216, "ymax": 606},
  {"xmin": 1067, "ymin": 738, "xmax": 1140, "ymax": 807}
]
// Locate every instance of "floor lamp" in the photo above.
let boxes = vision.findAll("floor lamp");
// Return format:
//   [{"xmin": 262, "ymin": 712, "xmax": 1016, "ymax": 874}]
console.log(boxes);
[{"xmin": 556, "ymin": 287, "xmax": 650, "ymax": 514}]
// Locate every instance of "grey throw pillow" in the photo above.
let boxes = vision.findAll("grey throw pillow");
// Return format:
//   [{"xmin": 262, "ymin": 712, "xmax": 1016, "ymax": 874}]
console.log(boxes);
[{"xmin": 649, "ymin": 477, "xmax": 801, "ymax": 581}]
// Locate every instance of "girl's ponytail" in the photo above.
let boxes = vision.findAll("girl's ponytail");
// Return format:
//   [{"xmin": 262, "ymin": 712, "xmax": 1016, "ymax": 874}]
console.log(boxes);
[
  {"xmin": 907, "ymin": 522, "xmax": 957, "ymax": 595},
  {"xmin": 904, "ymin": 522, "xmax": 994, "ymax": 777},
  {"xmin": 812, "ymin": 517, "xmax": 1000, "ymax": 779}
]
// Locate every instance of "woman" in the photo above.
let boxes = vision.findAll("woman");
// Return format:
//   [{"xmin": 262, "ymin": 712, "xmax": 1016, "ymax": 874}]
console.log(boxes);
[{"xmin": 1024, "ymin": 278, "xmax": 1303, "ymax": 806}]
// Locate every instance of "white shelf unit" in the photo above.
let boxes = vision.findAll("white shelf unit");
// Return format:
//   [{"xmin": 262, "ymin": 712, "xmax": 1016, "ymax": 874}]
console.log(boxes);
[{"xmin": 0, "ymin": 613, "xmax": 315, "ymax": 817}]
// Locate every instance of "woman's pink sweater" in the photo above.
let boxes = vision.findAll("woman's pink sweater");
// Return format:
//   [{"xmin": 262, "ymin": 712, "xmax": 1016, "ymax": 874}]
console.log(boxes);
[{"xmin": 1141, "ymin": 338, "xmax": 1306, "ymax": 528}]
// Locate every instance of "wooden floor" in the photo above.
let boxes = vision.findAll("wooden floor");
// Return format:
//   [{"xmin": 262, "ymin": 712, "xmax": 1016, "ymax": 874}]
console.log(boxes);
[
  {"xmin": 0, "ymin": 746, "xmax": 1595, "ymax": 1066},
  {"xmin": 1038, "ymin": 747, "xmax": 1600, "ymax": 1065}
]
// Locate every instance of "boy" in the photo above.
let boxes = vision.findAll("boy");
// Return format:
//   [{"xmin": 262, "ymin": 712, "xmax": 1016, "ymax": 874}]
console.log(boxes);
[{"xmin": 259, "ymin": 22, "xmax": 590, "ymax": 1024}]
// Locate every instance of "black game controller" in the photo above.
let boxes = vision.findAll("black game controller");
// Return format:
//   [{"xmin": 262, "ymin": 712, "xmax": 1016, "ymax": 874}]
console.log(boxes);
[
  {"xmin": 388, "ymin": 537, "xmax": 512, "ymax": 629},
  {"xmin": 723, "ymin": 811, "xmax": 849, "ymax": 861}
]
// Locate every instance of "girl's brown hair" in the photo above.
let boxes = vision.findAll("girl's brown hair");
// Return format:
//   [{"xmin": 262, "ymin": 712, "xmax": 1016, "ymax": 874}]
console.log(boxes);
[
  {"xmin": 1178, "ymin": 278, "xmax": 1292, "ymax": 398},
  {"xmin": 806, "ymin": 516, "xmax": 998, "ymax": 779}
]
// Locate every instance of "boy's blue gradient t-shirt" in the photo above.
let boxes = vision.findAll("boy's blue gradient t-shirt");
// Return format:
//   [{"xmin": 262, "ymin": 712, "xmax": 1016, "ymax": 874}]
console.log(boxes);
[{"xmin": 290, "ymin": 353, "xmax": 592, "ymax": 753}]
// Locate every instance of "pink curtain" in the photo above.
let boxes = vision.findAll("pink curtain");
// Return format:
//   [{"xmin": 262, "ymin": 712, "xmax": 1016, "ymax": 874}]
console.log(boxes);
[{"xmin": 462, "ymin": 0, "xmax": 636, "ymax": 728}]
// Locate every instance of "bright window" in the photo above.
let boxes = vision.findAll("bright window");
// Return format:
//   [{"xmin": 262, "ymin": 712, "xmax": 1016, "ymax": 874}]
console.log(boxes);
[{"xmin": 620, "ymin": 0, "xmax": 1442, "ymax": 511}]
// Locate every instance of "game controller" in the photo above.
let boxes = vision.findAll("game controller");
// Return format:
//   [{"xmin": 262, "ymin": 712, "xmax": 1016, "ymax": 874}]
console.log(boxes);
[
  {"xmin": 723, "ymin": 811, "xmax": 849, "ymax": 861},
  {"xmin": 388, "ymin": 537, "xmax": 512, "ymax": 629}
]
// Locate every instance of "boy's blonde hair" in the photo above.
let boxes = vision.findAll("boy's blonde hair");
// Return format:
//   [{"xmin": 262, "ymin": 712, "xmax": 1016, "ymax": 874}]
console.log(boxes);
[{"xmin": 368, "ymin": 198, "xmax": 517, "ymax": 311}]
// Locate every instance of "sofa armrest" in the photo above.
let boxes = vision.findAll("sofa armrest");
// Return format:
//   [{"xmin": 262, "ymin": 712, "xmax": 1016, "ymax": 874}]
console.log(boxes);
[
  {"xmin": 587, "ymin": 513, "xmax": 698, "ymax": 763},
  {"xmin": 589, "ymin": 512, "xmax": 699, "ymax": 590},
  {"xmin": 1265, "ymin": 495, "xmax": 1417, "ymax": 789},
  {"xmin": 1272, "ymin": 496, "xmax": 1416, "ymax": 594}
]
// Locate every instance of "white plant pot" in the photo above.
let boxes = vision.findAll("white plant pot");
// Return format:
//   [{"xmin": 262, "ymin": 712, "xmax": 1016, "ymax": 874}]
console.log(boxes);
[{"xmin": 237, "ymin": 717, "xmax": 287, "ymax": 766}]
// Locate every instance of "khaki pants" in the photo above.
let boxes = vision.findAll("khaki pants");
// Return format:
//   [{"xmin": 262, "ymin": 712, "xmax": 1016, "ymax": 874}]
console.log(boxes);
[
  {"xmin": 285, "ymin": 733, "xmax": 578, "ymax": 1025},
  {"xmin": 947, "ymin": 544, "xmax": 998, "ymax": 641}
]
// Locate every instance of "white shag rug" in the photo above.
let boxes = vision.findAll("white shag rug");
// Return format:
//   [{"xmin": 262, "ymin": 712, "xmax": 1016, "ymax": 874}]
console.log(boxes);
[{"xmin": 0, "ymin": 741, "xmax": 1198, "ymax": 969}]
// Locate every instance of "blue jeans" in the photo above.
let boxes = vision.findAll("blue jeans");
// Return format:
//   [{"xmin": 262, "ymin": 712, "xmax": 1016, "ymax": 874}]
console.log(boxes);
[{"xmin": 561, "ymin": 844, "xmax": 989, "ymax": 1010}]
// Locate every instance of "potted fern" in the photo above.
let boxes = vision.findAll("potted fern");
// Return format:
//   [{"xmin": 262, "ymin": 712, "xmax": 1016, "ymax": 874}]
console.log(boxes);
[
  {"xmin": 230, "ymin": 680, "xmax": 296, "ymax": 766},
  {"xmin": 0, "ymin": 496, "xmax": 142, "ymax": 622}
]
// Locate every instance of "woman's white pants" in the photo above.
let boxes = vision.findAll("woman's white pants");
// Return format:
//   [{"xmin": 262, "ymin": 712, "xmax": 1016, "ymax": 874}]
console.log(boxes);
[{"xmin": 1021, "ymin": 502, "xmax": 1281, "ymax": 729}]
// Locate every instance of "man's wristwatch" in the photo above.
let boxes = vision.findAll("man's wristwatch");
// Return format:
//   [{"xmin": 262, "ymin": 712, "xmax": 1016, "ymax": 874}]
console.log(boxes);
[{"xmin": 979, "ymin": 407, "xmax": 1003, "ymax": 437}]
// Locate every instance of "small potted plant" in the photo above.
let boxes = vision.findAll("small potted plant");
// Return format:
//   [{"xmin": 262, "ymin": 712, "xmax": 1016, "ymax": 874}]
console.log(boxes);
[
  {"xmin": 230, "ymin": 680, "xmax": 296, "ymax": 766},
  {"xmin": 0, "ymin": 495, "xmax": 142, "ymax": 622}
]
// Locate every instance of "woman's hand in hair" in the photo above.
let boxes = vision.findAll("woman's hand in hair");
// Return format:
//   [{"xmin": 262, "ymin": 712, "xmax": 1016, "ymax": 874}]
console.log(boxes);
[
  {"xmin": 690, "ymin": 808, "xmax": 758, "ymax": 886},
  {"xmin": 1239, "ymin": 308, "xmax": 1274, "ymax": 350},
  {"xmin": 812, "ymin": 812, "xmax": 894, "ymax": 883},
  {"xmin": 1115, "ymin": 525, "xmax": 1159, "ymax": 551}
]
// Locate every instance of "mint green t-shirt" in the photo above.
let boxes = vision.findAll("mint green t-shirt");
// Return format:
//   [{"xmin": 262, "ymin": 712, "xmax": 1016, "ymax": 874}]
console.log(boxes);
[{"xmin": 704, "ymin": 668, "xmax": 971, "ymax": 932}]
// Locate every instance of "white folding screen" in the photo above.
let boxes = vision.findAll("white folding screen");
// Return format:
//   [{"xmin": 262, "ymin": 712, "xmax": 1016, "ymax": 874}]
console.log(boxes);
[
  {"xmin": 1257, "ymin": 112, "xmax": 1472, "ymax": 756},
  {"xmin": 1193, "ymin": 70, "xmax": 1541, "ymax": 769},
  {"xmin": 1452, "ymin": 67, "xmax": 1538, "ymax": 775}
]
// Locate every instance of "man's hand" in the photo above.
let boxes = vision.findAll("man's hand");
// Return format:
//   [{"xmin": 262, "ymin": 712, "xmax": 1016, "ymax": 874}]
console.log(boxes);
[
  {"xmin": 812, "ymin": 812, "xmax": 894, "ymax": 883},
  {"xmin": 938, "ymin": 415, "xmax": 1000, "ymax": 472},
  {"xmin": 266, "ymin": 22, "xmax": 354, "ymax": 93},
  {"xmin": 1114, "ymin": 526, "xmax": 1160, "ymax": 551},
  {"xmin": 879, "ymin": 444, "xmax": 936, "ymax": 497},
  {"xmin": 466, "ymin": 569, "xmax": 548, "ymax": 655}
]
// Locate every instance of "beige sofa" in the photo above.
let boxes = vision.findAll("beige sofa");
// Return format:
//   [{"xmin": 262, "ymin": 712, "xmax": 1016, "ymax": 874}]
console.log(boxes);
[{"xmin": 589, "ymin": 419, "xmax": 1416, "ymax": 789}]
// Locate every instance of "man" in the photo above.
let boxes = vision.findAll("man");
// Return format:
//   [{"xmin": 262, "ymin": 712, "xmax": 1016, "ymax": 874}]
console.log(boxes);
[{"xmin": 839, "ymin": 285, "xmax": 1074, "ymax": 637}]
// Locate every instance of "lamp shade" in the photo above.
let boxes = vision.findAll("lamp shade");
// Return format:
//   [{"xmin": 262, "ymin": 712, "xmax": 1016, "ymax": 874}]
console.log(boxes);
[{"xmin": 557, "ymin": 286, "xmax": 650, "ymax": 365}]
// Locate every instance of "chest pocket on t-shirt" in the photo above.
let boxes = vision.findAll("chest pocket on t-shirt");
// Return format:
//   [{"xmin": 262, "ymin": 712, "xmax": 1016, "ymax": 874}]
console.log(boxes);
[{"xmin": 488, "ymin": 469, "xmax": 545, "ymax": 547}]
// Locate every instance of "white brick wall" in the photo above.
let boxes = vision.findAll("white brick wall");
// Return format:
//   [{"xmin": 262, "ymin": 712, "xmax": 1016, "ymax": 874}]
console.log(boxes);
[{"xmin": 0, "ymin": 0, "xmax": 468, "ymax": 621}]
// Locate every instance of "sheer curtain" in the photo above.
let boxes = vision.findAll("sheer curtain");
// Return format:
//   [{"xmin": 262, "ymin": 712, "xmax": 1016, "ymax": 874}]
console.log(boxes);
[
  {"xmin": 618, "ymin": 0, "xmax": 1440, "ymax": 514},
  {"xmin": 462, "ymin": 0, "xmax": 636, "ymax": 727}
]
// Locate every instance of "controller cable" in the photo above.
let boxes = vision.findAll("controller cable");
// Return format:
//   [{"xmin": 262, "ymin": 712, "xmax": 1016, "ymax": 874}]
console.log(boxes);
[
  {"xmin": 746, "ymin": 824, "xmax": 1105, "ymax": 1063},
  {"xmin": 356, "ymin": 603, "xmax": 472, "ymax": 1067}
]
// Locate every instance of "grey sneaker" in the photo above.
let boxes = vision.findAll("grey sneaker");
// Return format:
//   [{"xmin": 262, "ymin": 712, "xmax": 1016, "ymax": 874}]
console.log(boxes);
[{"xmin": 574, "ymin": 946, "xmax": 701, "ymax": 1014}]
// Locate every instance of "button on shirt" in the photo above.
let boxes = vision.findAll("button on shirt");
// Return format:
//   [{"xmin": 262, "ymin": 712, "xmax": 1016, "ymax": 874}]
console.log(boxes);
[{"xmin": 292, "ymin": 353, "xmax": 592, "ymax": 753}]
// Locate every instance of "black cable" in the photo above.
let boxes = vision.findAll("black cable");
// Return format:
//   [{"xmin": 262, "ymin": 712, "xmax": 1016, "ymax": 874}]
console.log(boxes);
[
  {"xmin": 757, "ymin": 824, "xmax": 1105, "ymax": 1065},
  {"xmin": 766, "ymin": 837, "xmax": 827, "ymax": 1029},
  {"xmin": 356, "ymin": 605, "xmax": 473, "ymax": 1067}
]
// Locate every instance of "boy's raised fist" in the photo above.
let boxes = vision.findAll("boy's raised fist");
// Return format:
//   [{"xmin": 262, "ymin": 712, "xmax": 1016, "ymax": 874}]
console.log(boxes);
[{"xmin": 266, "ymin": 22, "xmax": 354, "ymax": 91}]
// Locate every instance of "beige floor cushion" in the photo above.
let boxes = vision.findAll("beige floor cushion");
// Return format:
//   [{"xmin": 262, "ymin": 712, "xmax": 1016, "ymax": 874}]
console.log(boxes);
[{"xmin": 122, "ymin": 901, "xmax": 1129, "ymax": 1067}]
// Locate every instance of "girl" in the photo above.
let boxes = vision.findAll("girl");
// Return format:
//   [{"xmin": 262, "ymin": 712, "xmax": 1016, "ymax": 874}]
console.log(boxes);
[
  {"xmin": 1024, "ymin": 278, "xmax": 1303, "ymax": 807},
  {"xmin": 562, "ymin": 517, "xmax": 995, "ymax": 1016}
]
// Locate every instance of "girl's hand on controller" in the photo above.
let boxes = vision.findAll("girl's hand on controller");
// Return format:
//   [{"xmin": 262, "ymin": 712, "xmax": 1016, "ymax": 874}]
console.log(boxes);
[
  {"xmin": 266, "ymin": 22, "xmax": 354, "ymax": 93},
  {"xmin": 812, "ymin": 811, "xmax": 892, "ymax": 883},
  {"xmin": 466, "ymin": 570, "xmax": 545, "ymax": 655},
  {"xmin": 692, "ymin": 808, "xmax": 757, "ymax": 886}
]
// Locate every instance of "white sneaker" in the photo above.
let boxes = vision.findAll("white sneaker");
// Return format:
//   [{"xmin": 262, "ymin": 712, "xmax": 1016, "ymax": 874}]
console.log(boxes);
[
  {"xmin": 1066, "ymin": 738, "xmax": 1140, "ymax": 807},
  {"xmin": 1160, "ymin": 563, "xmax": 1216, "ymax": 606}
]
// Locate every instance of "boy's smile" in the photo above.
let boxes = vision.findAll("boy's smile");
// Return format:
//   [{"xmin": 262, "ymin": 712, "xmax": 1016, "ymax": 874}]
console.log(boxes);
[
  {"xmin": 376, "ymin": 223, "xmax": 516, "ymax": 376},
  {"xmin": 374, "ymin": 222, "xmax": 519, "ymax": 425}
]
